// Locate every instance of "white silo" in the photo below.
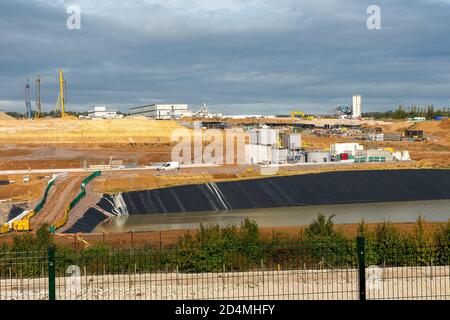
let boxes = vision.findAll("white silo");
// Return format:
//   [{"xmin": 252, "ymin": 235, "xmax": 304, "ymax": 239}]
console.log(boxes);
[
  {"xmin": 352, "ymin": 94, "xmax": 361, "ymax": 118},
  {"xmin": 357, "ymin": 94, "xmax": 362, "ymax": 117}
]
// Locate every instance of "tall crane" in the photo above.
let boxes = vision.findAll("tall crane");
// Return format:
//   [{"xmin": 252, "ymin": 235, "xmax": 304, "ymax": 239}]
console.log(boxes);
[
  {"xmin": 25, "ymin": 79, "xmax": 32, "ymax": 119},
  {"xmin": 55, "ymin": 69, "xmax": 66, "ymax": 117},
  {"xmin": 35, "ymin": 75, "xmax": 42, "ymax": 118}
]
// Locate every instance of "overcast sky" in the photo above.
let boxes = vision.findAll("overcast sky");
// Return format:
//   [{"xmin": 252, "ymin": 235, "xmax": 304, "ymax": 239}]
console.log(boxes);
[{"xmin": 0, "ymin": 0, "xmax": 449, "ymax": 115}]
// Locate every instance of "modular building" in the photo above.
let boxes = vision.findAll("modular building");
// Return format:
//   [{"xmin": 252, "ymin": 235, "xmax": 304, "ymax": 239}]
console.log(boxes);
[
  {"xmin": 405, "ymin": 130, "xmax": 424, "ymax": 139},
  {"xmin": 330, "ymin": 143, "xmax": 363, "ymax": 156},
  {"xmin": 355, "ymin": 149, "xmax": 394, "ymax": 163},
  {"xmin": 129, "ymin": 104, "xmax": 190, "ymax": 119},
  {"xmin": 87, "ymin": 106, "xmax": 118, "ymax": 119},
  {"xmin": 306, "ymin": 152, "xmax": 331, "ymax": 163}
]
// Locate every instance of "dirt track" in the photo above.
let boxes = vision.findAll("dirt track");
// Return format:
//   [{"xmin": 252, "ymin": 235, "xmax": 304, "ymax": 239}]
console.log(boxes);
[{"xmin": 30, "ymin": 175, "xmax": 86, "ymax": 229}]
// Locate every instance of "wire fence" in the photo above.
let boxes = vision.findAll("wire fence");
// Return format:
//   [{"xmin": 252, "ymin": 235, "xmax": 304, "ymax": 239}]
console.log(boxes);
[{"xmin": 0, "ymin": 238, "xmax": 449, "ymax": 300}]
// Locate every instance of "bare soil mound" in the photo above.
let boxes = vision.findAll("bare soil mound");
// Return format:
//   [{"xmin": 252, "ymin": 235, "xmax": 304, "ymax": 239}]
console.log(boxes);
[{"xmin": 0, "ymin": 112, "xmax": 15, "ymax": 120}]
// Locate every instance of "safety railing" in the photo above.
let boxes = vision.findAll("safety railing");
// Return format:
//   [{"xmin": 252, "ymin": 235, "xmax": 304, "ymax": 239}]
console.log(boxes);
[
  {"xmin": 0, "ymin": 237, "xmax": 448, "ymax": 300},
  {"xmin": 1, "ymin": 175, "xmax": 61, "ymax": 234},
  {"xmin": 53, "ymin": 171, "xmax": 101, "ymax": 230}
]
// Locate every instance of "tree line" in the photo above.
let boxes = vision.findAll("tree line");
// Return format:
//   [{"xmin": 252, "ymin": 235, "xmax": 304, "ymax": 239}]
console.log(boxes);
[{"xmin": 363, "ymin": 105, "xmax": 450, "ymax": 120}]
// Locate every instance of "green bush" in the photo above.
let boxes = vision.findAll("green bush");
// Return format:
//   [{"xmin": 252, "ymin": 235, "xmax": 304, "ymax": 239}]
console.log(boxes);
[{"xmin": 1, "ymin": 216, "xmax": 449, "ymax": 275}]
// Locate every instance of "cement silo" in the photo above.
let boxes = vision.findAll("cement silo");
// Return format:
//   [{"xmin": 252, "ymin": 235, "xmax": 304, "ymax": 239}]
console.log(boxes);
[{"xmin": 352, "ymin": 94, "xmax": 361, "ymax": 118}]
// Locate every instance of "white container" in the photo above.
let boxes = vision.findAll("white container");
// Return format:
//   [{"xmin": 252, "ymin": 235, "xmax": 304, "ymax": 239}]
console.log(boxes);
[
  {"xmin": 245, "ymin": 144, "xmax": 272, "ymax": 164},
  {"xmin": 249, "ymin": 129, "xmax": 260, "ymax": 144},
  {"xmin": 306, "ymin": 152, "xmax": 331, "ymax": 163},
  {"xmin": 272, "ymin": 149, "xmax": 288, "ymax": 164},
  {"xmin": 330, "ymin": 143, "xmax": 363, "ymax": 156},
  {"xmin": 259, "ymin": 128, "xmax": 278, "ymax": 146},
  {"xmin": 393, "ymin": 152, "xmax": 402, "ymax": 161},
  {"xmin": 282, "ymin": 134, "xmax": 301, "ymax": 149},
  {"xmin": 402, "ymin": 151, "xmax": 411, "ymax": 161}
]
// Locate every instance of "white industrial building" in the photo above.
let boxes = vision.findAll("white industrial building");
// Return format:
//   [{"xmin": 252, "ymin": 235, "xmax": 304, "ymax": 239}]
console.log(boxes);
[
  {"xmin": 129, "ymin": 104, "xmax": 191, "ymax": 119},
  {"xmin": 245, "ymin": 127, "xmax": 302, "ymax": 165},
  {"xmin": 87, "ymin": 106, "xmax": 119, "ymax": 119},
  {"xmin": 330, "ymin": 143, "xmax": 364, "ymax": 156},
  {"xmin": 352, "ymin": 94, "xmax": 362, "ymax": 118}
]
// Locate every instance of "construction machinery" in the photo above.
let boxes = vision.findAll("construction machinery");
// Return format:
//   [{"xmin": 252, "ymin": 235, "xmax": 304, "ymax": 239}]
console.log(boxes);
[
  {"xmin": 193, "ymin": 103, "xmax": 210, "ymax": 118},
  {"xmin": 291, "ymin": 111, "xmax": 305, "ymax": 119},
  {"xmin": 55, "ymin": 69, "xmax": 66, "ymax": 117},
  {"xmin": 35, "ymin": 75, "xmax": 42, "ymax": 118},
  {"xmin": 291, "ymin": 111, "xmax": 315, "ymax": 120},
  {"xmin": 25, "ymin": 79, "xmax": 32, "ymax": 119}
]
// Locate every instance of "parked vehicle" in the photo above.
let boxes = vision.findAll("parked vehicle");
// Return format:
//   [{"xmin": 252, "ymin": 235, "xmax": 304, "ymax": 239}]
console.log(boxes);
[{"xmin": 157, "ymin": 162, "xmax": 180, "ymax": 171}]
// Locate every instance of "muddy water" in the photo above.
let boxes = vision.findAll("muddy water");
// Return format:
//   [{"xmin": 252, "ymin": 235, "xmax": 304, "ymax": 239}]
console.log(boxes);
[{"xmin": 94, "ymin": 199, "xmax": 450, "ymax": 233}]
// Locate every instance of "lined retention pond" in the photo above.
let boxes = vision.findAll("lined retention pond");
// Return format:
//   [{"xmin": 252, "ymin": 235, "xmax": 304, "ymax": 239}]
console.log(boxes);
[{"xmin": 94, "ymin": 199, "xmax": 450, "ymax": 233}]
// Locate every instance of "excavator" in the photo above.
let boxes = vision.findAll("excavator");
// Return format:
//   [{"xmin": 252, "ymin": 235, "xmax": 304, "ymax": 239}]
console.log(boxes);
[{"xmin": 291, "ymin": 111, "xmax": 314, "ymax": 120}]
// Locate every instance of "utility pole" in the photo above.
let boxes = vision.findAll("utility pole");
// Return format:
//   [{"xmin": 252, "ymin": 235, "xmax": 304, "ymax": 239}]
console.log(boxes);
[
  {"xmin": 35, "ymin": 75, "xmax": 42, "ymax": 118},
  {"xmin": 25, "ymin": 79, "xmax": 32, "ymax": 119}
]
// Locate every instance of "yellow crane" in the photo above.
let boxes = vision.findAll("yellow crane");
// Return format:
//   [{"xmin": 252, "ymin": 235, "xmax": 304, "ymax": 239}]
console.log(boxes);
[{"xmin": 55, "ymin": 69, "xmax": 66, "ymax": 117}]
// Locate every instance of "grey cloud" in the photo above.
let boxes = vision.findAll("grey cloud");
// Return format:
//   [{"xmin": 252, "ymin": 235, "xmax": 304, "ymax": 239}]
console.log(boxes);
[{"xmin": 0, "ymin": 0, "xmax": 449, "ymax": 115}]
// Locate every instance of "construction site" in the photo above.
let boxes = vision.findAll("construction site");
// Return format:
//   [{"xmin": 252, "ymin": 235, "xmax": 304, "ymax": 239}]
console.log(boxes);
[{"xmin": 0, "ymin": 69, "xmax": 450, "ymax": 243}]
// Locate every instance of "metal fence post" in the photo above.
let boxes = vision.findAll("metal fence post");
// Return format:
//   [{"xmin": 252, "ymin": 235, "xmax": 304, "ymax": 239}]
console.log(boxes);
[
  {"xmin": 356, "ymin": 236, "xmax": 366, "ymax": 301},
  {"xmin": 48, "ymin": 245, "xmax": 56, "ymax": 300}
]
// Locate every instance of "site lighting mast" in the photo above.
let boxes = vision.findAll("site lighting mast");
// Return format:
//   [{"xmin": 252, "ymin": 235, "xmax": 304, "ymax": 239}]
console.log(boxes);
[
  {"xmin": 55, "ymin": 69, "xmax": 66, "ymax": 117},
  {"xmin": 25, "ymin": 78, "xmax": 32, "ymax": 119},
  {"xmin": 35, "ymin": 75, "xmax": 42, "ymax": 118}
]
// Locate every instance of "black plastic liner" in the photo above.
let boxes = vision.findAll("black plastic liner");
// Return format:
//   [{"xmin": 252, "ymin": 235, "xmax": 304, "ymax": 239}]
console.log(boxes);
[
  {"xmin": 7, "ymin": 205, "xmax": 27, "ymax": 221},
  {"xmin": 96, "ymin": 195, "xmax": 115, "ymax": 213},
  {"xmin": 110, "ymin": 169, "xmax": 450, "ymax": 215},
  {"xmin": 64, "ymin": 208, "xmax": 107, "ymax": 234}
]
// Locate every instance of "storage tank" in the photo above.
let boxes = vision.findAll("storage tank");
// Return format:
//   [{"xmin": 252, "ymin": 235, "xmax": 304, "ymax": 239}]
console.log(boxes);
[
  {"xmin": 282, "ymin": 133, "xmax": 301, "ymax": 149},
  {"xmin": 259, "ymin": 128, "xmax": 278, "ymax": 146},
  {"xmin": 306, "ymin": 152, "xmax": 331, "ymax": 163},
  {"xmin": 272, "ymin": 149, "xmax": 288, "ymax": 164},
  {"xmin": 249, "ymin": 129, "xmax": 260, "ymax": 144},
  {"xmin": 245, "ymin": 144, "xmax": 272, "ymax": 164}
]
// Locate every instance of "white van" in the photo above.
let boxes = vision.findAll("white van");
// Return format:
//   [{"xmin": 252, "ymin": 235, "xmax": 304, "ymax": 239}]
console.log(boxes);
[{"xmin": 157, "ymin": 162, "xmax": 180, "ymax": 171}]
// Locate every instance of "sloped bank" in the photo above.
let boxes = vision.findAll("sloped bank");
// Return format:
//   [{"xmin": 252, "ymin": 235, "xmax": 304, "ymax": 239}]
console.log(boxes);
[{"xmin": 96, "ymin": 169, "xmax": 450, "ymax": 215}]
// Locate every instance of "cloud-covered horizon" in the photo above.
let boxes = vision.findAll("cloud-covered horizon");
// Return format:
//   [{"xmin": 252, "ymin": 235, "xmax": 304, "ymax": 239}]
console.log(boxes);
[{"xmin": 0, "ymin": 0, "xmax": 449, "ymax": 115}]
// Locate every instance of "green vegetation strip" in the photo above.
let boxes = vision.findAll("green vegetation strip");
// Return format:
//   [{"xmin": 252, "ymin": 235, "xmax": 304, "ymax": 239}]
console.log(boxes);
[{"xmin": 1, "ymin": 215, "xmax": 449, "ymax": 277}]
